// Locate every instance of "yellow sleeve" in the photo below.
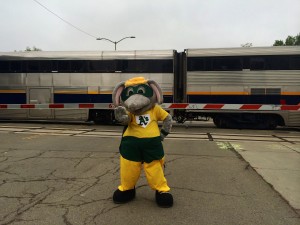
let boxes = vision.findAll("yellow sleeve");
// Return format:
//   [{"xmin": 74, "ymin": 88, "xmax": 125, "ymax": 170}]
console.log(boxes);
[{"xmin": 154, "ymin": 105, "xmax": 169, "ymax": 121}]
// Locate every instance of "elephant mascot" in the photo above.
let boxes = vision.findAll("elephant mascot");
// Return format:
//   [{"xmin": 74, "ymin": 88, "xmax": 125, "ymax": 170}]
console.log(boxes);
[{"xmin": 112, "ymin": 77, "xmax": 173, "ymax": 208}]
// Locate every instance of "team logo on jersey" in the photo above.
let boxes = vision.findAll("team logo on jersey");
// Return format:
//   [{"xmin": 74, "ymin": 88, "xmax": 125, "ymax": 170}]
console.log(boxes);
[{"xmin": 136, "ymin": 114, "xmax": 151, "ymax": 128}]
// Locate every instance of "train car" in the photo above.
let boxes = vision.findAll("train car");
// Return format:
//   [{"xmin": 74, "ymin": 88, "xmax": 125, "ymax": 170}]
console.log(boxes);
[
  {"xmin": 174, "ymin": 46, "xmax": 300, "ymax": 128},
  {"xmin": 1, "ymin": 47, "xmax": 299, "ymax": 129},
  {"xmin": 0, "ymin": 50, "xmax": 177, "ymax": 123}
]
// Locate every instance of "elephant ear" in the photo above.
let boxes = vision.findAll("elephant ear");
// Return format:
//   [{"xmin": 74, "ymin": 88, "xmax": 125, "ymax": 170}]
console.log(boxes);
[
  {"xmin": 148, "ymin": 80, "xmax": 163, "ymax": 105},
  {"xmin": 112, "ymin": 81, "xmax": 125, "ymax": 106}
]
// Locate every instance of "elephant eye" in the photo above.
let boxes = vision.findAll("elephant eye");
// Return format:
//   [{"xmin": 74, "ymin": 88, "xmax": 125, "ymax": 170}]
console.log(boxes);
[
  {"xmin": 137, "ymin": 86, "xmax": 146, "ymax": 94},
  {"xmin": 126, "ymin": 87, "xmax": 134, "ymax": 96}
]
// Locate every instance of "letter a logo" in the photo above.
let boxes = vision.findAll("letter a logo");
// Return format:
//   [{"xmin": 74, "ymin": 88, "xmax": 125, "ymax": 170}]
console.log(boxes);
[{"xmin": 136, "ymin": 114, "xmax": 150, "ymax": 128}]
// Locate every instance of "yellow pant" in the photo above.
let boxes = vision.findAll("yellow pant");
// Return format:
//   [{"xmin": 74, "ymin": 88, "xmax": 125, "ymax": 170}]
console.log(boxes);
[{"xmin": 118, "ymin": 156, "xmax": 170, "ymax": 192}]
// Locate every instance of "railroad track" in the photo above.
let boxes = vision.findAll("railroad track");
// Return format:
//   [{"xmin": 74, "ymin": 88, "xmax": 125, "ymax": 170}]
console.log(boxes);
[{"xmin": 0, "ymin": 125, "xmax": 299, "ymax": 143}]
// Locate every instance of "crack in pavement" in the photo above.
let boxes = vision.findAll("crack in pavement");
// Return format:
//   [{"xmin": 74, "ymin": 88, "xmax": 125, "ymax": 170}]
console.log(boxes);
[
  {"xmin": 172, "ymin": 186, "xmax": 245, "ymax": 198},
  {"xmin": 74, "ymin": 152, "xmax": 95, "ymax": 169},
  {"xmin": 0, "ymin": 150, "xmax": 119, "ymax": 224},
  {"xmin": 1, "ymin": 187, "xmax": 55, "ymax": 225}
]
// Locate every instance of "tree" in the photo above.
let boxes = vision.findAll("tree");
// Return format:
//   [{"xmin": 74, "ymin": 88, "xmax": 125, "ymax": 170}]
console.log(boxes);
[
  {"xmin": 25, "ymin": 46, "xmax": 42, "ymax": 51},
  {"xmin": 273, "ymin": 40, "xmax": 284, "ymax": 46},
  {"xmin": 241, "ymin": 43, "xmax": 253, "ymax": 47},
  {"xmin": 273, "ymin": 33, "xmax": 300, "ymax": 46},
  {"xmin": 285, "ymin": 36, "xmax": 296, "ymax": 46},
  {"xmin": 295, "ymin": 33, "xmax": 300, "ymax": 45}
]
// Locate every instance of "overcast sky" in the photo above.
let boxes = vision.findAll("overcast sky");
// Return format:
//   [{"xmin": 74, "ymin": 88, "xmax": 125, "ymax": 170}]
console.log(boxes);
[{"xmin": 1, "ymin": 0, "xmax": 300, "ymax": 52}]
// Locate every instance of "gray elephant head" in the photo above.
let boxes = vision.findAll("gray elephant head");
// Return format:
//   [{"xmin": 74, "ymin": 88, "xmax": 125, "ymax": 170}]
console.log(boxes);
[{"xmin": 112, "ymin": 77, "xmax": 163, "ymax": 115}]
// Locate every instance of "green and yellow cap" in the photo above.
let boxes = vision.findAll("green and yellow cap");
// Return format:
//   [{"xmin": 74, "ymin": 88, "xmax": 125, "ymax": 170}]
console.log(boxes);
[{"xmin": 125, "ymin": 77, "xmax": 148, "ymax": 87}]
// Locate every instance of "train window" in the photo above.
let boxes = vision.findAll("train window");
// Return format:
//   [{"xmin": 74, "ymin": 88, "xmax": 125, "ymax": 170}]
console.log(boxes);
[
  {"xmin": 266, "ymin": 88, "xmax": 281, "ymax": 95},
  {"xmin": 10, "ymin": 61, "xmax": 22, "ymax": 72},
  {"xmin": 40, "ymin": 60, "xmax": 53, "ymax": 72},
  {"xmin": 26, "ymin": 60, "xmax": 40, "ymax": 72},
  {"xmin": 58, "ymin": 61, "xmax": 70, "ymax": 72},
  {"xmin": 89, "ymin": 60, "xmax": 116, "ymax": 72},
  {"xmin": 250, "ymin": 57, "xmax": 265, "ymax": 70},
  {"xmin": 107, "ymin": 60, "xmax": 173, "ymax": 73},
  {"xmin": 187, "ymin": 58, "xmax": 205, "ymax": 71},
  {"xmin": 125, "ymin": 60, "xmax": 147, "ymax": 72},
  {"xmin": 241, "ymin": 57, "xmax": 250, "ymax": 69},
  {"xmin": 115, "ymin": 60, "xmax": 125, "ymax": 72},
  {"xmin": 290, "ymin": 57, "xmax": 300, "ymax": 69},
  {"xmin": 251, "ymin": 88, "xmax": 265, "ymax": 95},
  {"xmin": 70, "ymin": 60, "xmax": 88, "ymax": 72},
  {"xmin": 267, "ymin": 56, "xmax": 289, "ymax": 70},
  {"xmin": 51, "ymin": 61, "xmax": 58, "ymax": 72},
  {"xmin": 212, "ymin": 57, "xmax": 242, "ymax": 71},
  {"xmin": 121, "ymin": 60, "xmax": 146, "ymax": 72},
  {"xmin": 0, "ymin": 61, "xmax": 10, "ymax": 72},
  {"xmin": 251, "ymin": 88, "xmax": 281, "ymax": 95},
  {"xmin": 151, "ymin": 60, "xmax": 173, "ymax": 73}
]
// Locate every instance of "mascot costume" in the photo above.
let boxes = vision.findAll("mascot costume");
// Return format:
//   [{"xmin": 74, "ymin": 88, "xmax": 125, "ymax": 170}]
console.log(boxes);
[{"xmin": 112, "ymin": 77, "xmax": 173, "ymax": 208}]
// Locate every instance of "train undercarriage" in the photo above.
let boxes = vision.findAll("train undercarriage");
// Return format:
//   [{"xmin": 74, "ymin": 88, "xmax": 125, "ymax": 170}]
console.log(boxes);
[
  {"xmin": 88, "ymin": 109, "xmax": 115, "ymax": 125},
  {"xmin": 88, "ymin": 108, "xmax": 286, "ymax": 129},
  {"xmin": 172, "ymin": 110, "xmax": 285, "ymax": 129}
]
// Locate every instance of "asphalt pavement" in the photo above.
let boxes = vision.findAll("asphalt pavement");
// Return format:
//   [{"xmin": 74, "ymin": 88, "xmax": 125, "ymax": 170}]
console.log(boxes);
[
  {"xmin": 230, "ymin": 140, "xmax": 300, "ymax": 214},
  {"xmin": 0, "ymin": 125, "xmax": 299, "ymax": 225}
]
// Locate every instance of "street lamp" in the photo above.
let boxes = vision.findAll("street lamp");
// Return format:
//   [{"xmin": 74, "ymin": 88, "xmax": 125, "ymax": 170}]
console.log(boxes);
[{"xmin": 96, "ymin": 36, "xmax": 135, "ymax": 50}]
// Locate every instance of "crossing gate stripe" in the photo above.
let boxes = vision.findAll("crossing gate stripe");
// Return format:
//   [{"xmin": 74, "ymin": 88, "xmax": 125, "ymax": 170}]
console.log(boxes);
[
  {"xmin": 21, "ymin": 104, "xmax": 35, "ymax": 108},
  {"xmin": 49, "ymin": 104, "xmax": 64, "ymax": 108},
  {"xmin": 281, "ymin": 105, "xmax": 300, "ymax": 110},
  {"xmin": 0, "ymin": 103, "xmax": 300, "ymax": 111},
  {"xmin": 239, "ymin": 104, "xmax": 262, "ymax": 110},
  {"xmin": 203, "ymin": 104, "xmax": 224, "ymax": 109},
  {"xmin": 79, "ymin": 103, "xmax": 94, "ymax": 108},
  {"xmin": 168, "ymin": 103, "xmax": 189, "ymax": 108}
]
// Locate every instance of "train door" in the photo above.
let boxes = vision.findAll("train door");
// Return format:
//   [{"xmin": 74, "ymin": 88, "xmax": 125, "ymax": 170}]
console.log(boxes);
[{"xmin": 28, "ymin": 88, "xmax": 53, "ymax": 118}]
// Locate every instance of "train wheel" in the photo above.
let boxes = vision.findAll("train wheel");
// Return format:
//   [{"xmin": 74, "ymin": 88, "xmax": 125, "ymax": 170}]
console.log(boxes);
[
  {"xmin": 90, "ymin": 110, "xmax": 114, "ymax": 125},
  {"xmin": 213, "ymin": 117, "xmax": 227, "ymax": 128},
  {"xmin": 176, "ymin": 115, "xmax": 186, "ymax": 124},
  {"xmin": 264, "ymin": 117, "xmax": 278, "ymax": 130},
  {"xmin": 213, "ymin": 117, "xmax": 220, "ymax": 128}
]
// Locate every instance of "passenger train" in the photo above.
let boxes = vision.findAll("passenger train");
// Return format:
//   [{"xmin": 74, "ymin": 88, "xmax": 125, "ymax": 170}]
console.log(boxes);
[{"xmin": 0, "ymin": 46, "xmax": 299, "ymax": 129}]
